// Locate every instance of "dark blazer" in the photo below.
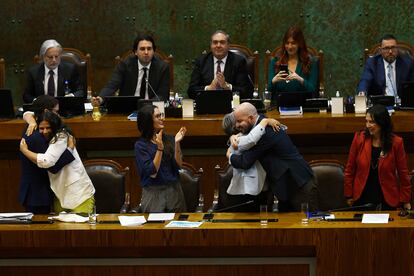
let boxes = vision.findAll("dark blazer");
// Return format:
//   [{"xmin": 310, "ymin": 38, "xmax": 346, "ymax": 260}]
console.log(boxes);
[
  {"xmin": 344, "ymin": 131, "xmax": 411, "ymax": 207},
  {"xmin": 99, "ymin": 55, "xmax": 170, "ymax": 101},
  {"xmin": 23, "ymin": 61, "xmax": 84, "ymax": 103},
  {"xmin": 230, "ymin": 115, "xmax": 313, "ymax": 201},
  {"xmin": 19, "ymin": 130, "xmax": 75, "ymax": 210},
  {"xmin": 357, "ymin": 54, "xmax": 414, "ymax": 96},
  {"xmin": 187, "ymin": 51, "xmax": 253, "ymax": 100}
]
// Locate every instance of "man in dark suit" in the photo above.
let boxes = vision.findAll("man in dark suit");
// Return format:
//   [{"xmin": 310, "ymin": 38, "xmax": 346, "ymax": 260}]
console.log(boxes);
[
  {"xmin": 93, "ymin": 34, "xmax": 169, "ymax": 105},
  {"xmin": 227, "ymin": 103, "xmax": 314, "ymax": 212},
  {"xmin": 358, "ymin": 34, "xmax": 414, "ymax": 97},
  {"xmin": 19, "ymin": 95, "xmax": 75, "ymax": 214},
  {"xmin": 187, "ymin": 30, "xmax": 253, "ymax": 100},
  {"xmin": 23, "ymin": 39, "xmax": 84, "ymax": 103}
]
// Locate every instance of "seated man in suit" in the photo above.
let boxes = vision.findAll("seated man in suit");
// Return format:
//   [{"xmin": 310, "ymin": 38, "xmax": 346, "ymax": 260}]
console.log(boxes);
[
  {"xmin": 187, "ymin": 30, "xmax": 253, "ymax": 100},
  {"xmin": 23, "ymin": 39, "xmax": 84, "ymax": 103},
  {"xmin": 19, "ymin": 95, "xmax": 75, "ymax": 214},
  {"xmin": 227, "ymin": 103, "xmax": 314, "ymax": 212},
  {"xmin": 357, "ymin": 34, "xmax": 414, "ymax": 97},
  {"xmin": 92, "ymin": 34, "xmax": 169, "ymax": 105}
]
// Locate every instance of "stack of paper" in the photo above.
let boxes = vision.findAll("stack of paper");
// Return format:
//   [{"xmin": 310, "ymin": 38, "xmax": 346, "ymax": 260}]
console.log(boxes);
[{"xmin": 0, "ymin": 212, "xmax": 33, "ymax": 223}]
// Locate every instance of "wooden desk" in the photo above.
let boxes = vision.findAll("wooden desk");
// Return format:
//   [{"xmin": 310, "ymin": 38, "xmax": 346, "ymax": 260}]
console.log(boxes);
[
  {"xmin": 1, "ymin": 111, "xmax": 414, "ymax": 212},
  {"xmin": 0, "ymin": 212, "xmax": 413, "ymax": 276}
]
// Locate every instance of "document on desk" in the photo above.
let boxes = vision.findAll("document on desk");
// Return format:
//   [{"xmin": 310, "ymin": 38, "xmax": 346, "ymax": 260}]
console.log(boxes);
[
  {"xmin": 165, "ymin": 221, "xmax": 203, "ymax": 228},
  {"xmin": 118, "ymin": 216, "xmax": 146, "ymax": 226},
  {"xmin": 0, "ymin": 212, "xmax": 33, "ymax": 219},
  {"xmin": 148, "ymin": 213, "xmax": 175, "ymax": 221},
  {"xmin": 362, "ymin": 213, "xmax": 389, "ymax": 223}
]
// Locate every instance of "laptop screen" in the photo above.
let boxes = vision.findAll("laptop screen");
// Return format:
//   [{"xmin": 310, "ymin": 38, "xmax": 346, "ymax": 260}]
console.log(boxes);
[
  {"xmin": 277, "ymin": 91, "xmax": 312, "ymax": 107},
  {"xmin": 195, "ymin": 89, "xmax": 232, "ymax": 115},
  {"xmin": 56, "ymin": 96, "xmax": 85, "ymax": 118},
  {"xmin": 104, "ymin": 96, "xmax": 143, "ymax": 114}
]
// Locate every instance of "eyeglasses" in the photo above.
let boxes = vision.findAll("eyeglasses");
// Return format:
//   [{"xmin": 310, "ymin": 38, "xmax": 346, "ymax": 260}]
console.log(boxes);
[
  {"xmin": 154, "ymin": 112, "xmax": 165, "ymax": 119},
  {"xmin": 381, "ymin": 46, "xmax": 397, "ymax": 52}
]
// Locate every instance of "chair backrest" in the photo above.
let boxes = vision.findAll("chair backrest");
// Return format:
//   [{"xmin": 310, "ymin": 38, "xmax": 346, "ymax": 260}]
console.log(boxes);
[
  {"xmin": 309, "ymin": 159, "xmax": 347, "ymax": 211},
  {"xmin": 179, "ymin": 162, "xmax": 203, "ymax": 212},
  {"xmin": 83, "ymin": 159, "xmax": 128, "ymax": 213},
  {"xmin": 114, "ymin": 49, "xmax": 174, "ymax": 91},
  {"xmin": 229, "ymin": 44, "xmax": 259, "ymax": 90},
  {"xmin": 34, "ymin": 48, "xmax": 93, "ymax": 96},
  {"xmin": 0, "ymin": 58, "xmax": 5, "ymax": 88},
  {"xmin": 265, "ymin": 46, "xmax": 324, "ymax": 95},
  {"xmin": 364, "ymin": 41, "xmax": 414, "ymax": 61}
]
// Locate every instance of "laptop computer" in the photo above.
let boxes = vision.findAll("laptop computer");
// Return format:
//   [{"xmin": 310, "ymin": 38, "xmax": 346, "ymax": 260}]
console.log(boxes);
[
  {"xmin": 400, "ymin": 82, "xmax": 414, "ymax": 109},
  {"xmin": 369, "ymin": 95, "xmax": 394, "ymax": 107},
  {"xmin": 277, "ymin": 91, "xmax": 312, "ymax": 107},
  {"xmin": 0, "ymin": 89, "xmax": 15, "ymax": 119},
  {"xmin": 195, "ymin": 90, "xmax": 232, "ymax": 115},
  {"xmin": 104, "ymin": 96, "xmax": 143, "ymax": 114},
  {"xmin": 56, "ymin": 96, "xmax": 85, "ymax": 118}
]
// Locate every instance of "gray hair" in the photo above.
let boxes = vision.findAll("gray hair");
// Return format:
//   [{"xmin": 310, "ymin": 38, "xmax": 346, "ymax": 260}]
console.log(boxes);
[
  {"xmin": 211, "ymin": 30, "xmax": 230, "ymax": 43},
  {"xmin": 222, "ymin": 112, "xmax": 235, "ymax": 136},
  {"xmin": 39, "ymin": 39, "xmax": 62, "ymax": 57}
]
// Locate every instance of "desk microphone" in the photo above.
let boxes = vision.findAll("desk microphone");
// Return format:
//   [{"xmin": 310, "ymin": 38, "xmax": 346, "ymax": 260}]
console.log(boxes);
[
  {"xmin": 328, "ymin": 203, "xmax": 374, "ymax": 212},
  {"xmin": 211, "ymin": 200, "xmax": 254, "ymax": 213},
  {"xmin": 145, "ymin": 77, "xmax": 161, "ymax": 101}
]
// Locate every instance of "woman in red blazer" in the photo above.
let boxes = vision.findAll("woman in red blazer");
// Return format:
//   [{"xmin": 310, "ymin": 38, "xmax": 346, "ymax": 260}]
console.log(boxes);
[{"xmin": 344, "ymin": 105, "xmax": 412, "ymax": 210}]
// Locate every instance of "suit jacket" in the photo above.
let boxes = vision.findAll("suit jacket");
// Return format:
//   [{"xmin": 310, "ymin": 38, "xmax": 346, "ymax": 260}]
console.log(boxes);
[
  {"xmin": 187, "ymin": 51, "xmax": 253, "ymax": 100},
  {"xmin": 230, "ymin": 115, "xmax": 313, "ymax": 201},
  {"xmin": 357, "ymin": 54, "xmax": 414, "ymax": 96},
  {"xmin": 23, "ymin": 61, "xmax": 84, "ymax": 103},
  {"xmin": 19, "ymin": 130, "xmax": 75, "ymax": 208},
  {"xmin": 99, "ymin": 55, "xmax": 170, "ymax": 101},
  {"xmin": 344, "ymin": 131, "xmax": 411, "ymax": 207}
]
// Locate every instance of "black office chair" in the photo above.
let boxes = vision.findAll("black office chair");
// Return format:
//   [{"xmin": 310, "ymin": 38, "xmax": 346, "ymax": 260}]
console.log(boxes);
[
  {"xmin": 309, "ymin": 159, "xmax": 347, "ymax": 211},
  {"xmin": 83, "ymin": 159, "xmax": 129, "ymax": 213},
  {"xmin": 179, "ymin": 162, "xmax": 203, "ymax": 212}
]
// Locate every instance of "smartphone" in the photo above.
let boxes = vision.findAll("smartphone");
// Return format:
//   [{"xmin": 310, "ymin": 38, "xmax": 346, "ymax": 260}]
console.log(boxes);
[
  {"xmin": 279, "ymin": 64, "xmax": 289, "ymax": 74},
  {"xmin": 178, "ymin": 214, "xmax": 189, "ymax": 221},
  {"xmin": 202, "ymin": 213, "xmax": 214, "ymax": 220}
]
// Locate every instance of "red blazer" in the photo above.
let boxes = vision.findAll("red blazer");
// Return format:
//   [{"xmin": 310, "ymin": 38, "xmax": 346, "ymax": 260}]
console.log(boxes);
[{"xmin": 344, "ymin": 131, "xmax": 411, "ymax": 207}]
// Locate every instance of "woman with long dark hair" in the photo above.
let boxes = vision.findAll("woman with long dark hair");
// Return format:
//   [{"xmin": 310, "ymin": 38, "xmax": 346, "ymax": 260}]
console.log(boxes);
[
  {"xmin": 344, "ymin": 105, "xmax": 411, "ymax": 210},
  {"xmin": 135, "ymin": 104, "xmax": 187, "ymax": 212},
  {"xmin": 267, "ymin": 26, "xmax": 319, "ymax": 101},
  {"xmin": 20, "ymin": 111, "xmax": 95, "ymax": 213}
]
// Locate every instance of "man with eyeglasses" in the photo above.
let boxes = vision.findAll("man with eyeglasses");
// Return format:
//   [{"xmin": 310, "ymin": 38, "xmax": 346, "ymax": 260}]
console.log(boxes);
[{"xmin": 358, "ymin": 34, "xmax": 414, "ymax": 97}]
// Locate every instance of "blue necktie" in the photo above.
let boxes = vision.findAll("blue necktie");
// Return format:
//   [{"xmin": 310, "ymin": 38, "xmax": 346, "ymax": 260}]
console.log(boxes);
[{"xmin": 387, "ymin": 64, "xmax": 397, "ymax": 97}]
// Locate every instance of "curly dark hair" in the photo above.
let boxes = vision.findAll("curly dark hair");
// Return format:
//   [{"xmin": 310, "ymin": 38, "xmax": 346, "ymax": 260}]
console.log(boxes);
[{"xmin": 36, "ymin": 110, "xmax": 73, "ymax": 143}]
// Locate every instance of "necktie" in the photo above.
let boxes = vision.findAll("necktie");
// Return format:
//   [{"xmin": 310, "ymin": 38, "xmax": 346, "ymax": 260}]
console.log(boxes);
[
  {"xmin": 47, "ymin": 70, "xmax": 55, "ymax": 96},
  {"xmin": 387, "ymin": 64, "xmax": 397, "ymax": 97},
  {"xmin": 216, "ymin": 60, "xmax": 222, "ymax": 74},
  {"xmin": 140, "ymin": 67, "xmax": 148, "ymax": 99},
  {"xmin": 216, "ymin": 60, "xmax": 222, "ymax": 89}
]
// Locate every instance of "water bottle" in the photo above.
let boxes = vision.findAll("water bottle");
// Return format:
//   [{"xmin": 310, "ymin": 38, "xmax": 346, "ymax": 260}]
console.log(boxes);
[
  {"xmin": 272, "ymin": 195, "xmax": 279, "ymax": 213},
  {"xmin": 253, "ymin": 88, "xmax": 259, "ymax": 99},
  {"xmin": 64, "ymin": 80, "xmax": 70, "ymax": 96},
  {"xmin": 207, "ymin": 190, "xmax": 219, "ymax": 213}
]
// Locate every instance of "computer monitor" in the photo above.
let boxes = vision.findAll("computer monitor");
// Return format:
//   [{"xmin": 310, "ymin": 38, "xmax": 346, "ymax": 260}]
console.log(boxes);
[
  {"xmin": 195, "ymin": 89, "xmax": 232, "ymax": 115},
  {"xmin": 400, "ymin": 82, "xmax": 414, "ymax": 109},
  {"xmin": 0, "ymin": 89, "xmax": 15, "ymax": 119}
]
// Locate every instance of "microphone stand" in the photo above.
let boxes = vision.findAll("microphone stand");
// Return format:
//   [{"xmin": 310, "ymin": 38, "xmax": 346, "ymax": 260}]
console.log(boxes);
[{"xmin": 145, "ymin": 78, "xmax": 161, "ymax": 101}]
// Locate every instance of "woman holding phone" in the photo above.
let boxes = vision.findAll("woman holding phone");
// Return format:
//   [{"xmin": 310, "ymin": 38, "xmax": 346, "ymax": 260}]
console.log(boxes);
[{"xmin": 267, "ymin": 26, "xmax": 319, "ymax": 102}]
